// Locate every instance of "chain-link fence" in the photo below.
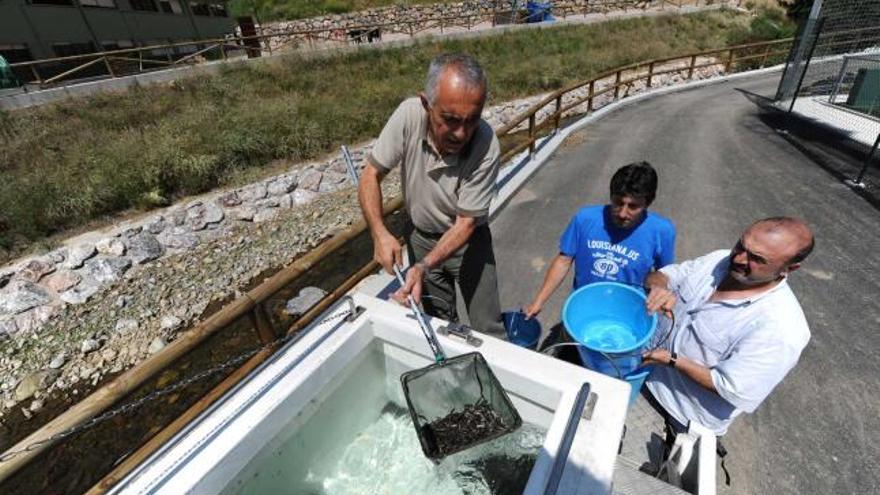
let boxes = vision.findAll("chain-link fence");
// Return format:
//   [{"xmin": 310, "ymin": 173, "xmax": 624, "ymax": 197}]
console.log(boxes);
[
  {"xmin": 774, "ymin": 0, "xmax": 880, "ymax": 191},
  {"xmin": 828, "ymin": 54, "xmax": 880, "ymax": 117},
  {"xmin": 777, "ymin": 0, "xmax": 880, "ymax": 111}
]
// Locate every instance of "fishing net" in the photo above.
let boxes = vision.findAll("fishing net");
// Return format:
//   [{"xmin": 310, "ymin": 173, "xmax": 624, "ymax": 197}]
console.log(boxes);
[{"xmin": 401, "ymin": 352, "xmax": 522, "ymax": 460}]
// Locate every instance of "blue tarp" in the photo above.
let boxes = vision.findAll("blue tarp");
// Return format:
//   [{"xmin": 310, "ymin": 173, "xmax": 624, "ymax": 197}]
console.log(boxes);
[{"xmin": 525, "ymin": 1, "xmax": 555, "ymax": 23}]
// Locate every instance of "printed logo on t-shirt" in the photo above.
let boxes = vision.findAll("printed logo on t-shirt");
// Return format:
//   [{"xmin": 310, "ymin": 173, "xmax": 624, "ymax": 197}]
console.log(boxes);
[{"xmin": 588, "ymin": 240, "xmax": 642, "ymax": 280}]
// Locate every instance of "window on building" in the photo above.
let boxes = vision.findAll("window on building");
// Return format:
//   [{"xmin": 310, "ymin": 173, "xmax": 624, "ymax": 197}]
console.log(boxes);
[
  {"xmin": 52, "ymin": 42, "xmax": 96, "ymax": 58},
  {"xmin": 101, "ymin": 40, "xmax": 134, "ymax": 52},
  {"xmin": 0, "ymin": 44, "xmax": 33, "ymax": 64},
  {"xmin": 189, "ymin": 1, "xmax": 209, "ymax": 15},
  {"xmin": 80, "ymin": 0, "xmax": 116, "ymax": 8},
  {"xmin": 30, "ymin": 0, "xmax": 74, "ymax": 6},
  {"xmin": 129, "ymin": 0, "xmax": 157, "ymax": 11},
  {"xmin": 208, "ymin": 3, "xmax": 226, "ymax": 16},
  {"xmin": 159, "ymin": 0, "xmax": 181, "ymax": 13}
]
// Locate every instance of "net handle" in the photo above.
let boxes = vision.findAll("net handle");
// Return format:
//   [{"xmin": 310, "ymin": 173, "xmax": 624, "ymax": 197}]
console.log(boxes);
[{"xmin": 393, "ymin": 265, "xmax": 446, "ymax": 363}]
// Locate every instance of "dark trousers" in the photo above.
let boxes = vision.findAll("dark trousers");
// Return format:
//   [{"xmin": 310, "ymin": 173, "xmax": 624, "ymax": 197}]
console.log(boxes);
[{"xmin": 406, "ymin": 224, "xmax": 505, "ymax": 337}]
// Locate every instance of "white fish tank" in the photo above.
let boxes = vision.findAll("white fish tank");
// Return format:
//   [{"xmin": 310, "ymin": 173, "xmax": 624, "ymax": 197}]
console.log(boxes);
[{"xmin": 109, "ymin": 292, "xmax": 630, "ymax": 495}]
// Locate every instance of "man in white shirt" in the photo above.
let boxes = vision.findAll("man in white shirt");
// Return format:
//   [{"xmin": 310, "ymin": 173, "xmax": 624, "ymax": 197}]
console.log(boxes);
[{"xmin": 642, "ymin": 217, "xmax": 814, "ymax": 437}]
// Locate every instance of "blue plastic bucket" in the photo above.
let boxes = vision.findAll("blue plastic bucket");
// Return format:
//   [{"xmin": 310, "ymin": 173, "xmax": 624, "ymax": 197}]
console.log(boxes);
[
  {"xmin": 623, "ymin": 368, "xmax": 652, "ymax": 406},
  {"xmin": 562, "ymin": 282, "xmax": 657, "ymax": 378},
  {"xmin": 502, "ymin": 310, "xmax": 541, "ymax": 350}
]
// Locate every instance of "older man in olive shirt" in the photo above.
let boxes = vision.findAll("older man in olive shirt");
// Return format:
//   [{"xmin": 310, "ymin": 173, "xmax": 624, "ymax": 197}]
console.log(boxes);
[{"xmin": 357, "ymin": 53, "xmax": 504, "ymax": 337}]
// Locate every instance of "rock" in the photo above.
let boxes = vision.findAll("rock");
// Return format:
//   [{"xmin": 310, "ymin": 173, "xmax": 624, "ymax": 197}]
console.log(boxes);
[
  {"xmin": 278, "ymin": 194, "xmax": 293, "ymax": 209},
  {"xmin": 96, "ymin": 238, "xmax": 126, "ymax": 256},
  {"xmin": 115, "ymin": 295, "xmax": 133, "ymax": 308},
  {"xmin": 0, "ymin": 270, "xmax": 12, "ymax": 289},
  {"xmin": 253, "ymin": 208, "xmax": 279, "ymax": 223},
  {"xmin": 298, "ymin": 169, "xmax": 323, "ymax": 192},
  {"xmin": 146, "ymin": 216, "xmax": 167, "ymax": 235},
  {"xmin": 63, "ymin": 243, "xmax": 97, "ymax": 269},
  {"xmin": 126, "ymin": 232, "xmax": 165, "ymax": 264},
  {"xmin": 29, "ymin": 399, "xmax": 44, "ymax": 413},
  {"xmin": 217, "ymin": 191, "xmax": 242, "ymax": 207},
  {"xmin": 14, "ymin": 371, "xmax": 54, "ymax": 402},
  {"xmin": 160, "ymin": 314, "xmax": 183, "ymax": 332},
  {"xmin": 237, "ymin": 183, "xmax": 268, "ymax": 202},
  {"xmin": 285, "ymin": 287, "xmax": 328, "ymax": 317},
  {"xmin": 157, "ymin": 228, "xmax": 199, "ymax": 250},
  {"xmin": 83, "ymin": 256, "xmax": 131, "ymax": 283},
  {"xmin": 115, "ymin": 318, "xmax": 139, "ymax": 334},
  {"xmin": 293, "ymin": 189, "xmax": 319, "ymax": 206},
  {"xmin": 43, "ymin": 270, "xmax": 82, "ymax": 293},
  {"xmin": 254, "ymin": 197, "xmax": 280, "ymax": 209},
  {"xmin": 48, "ymin": 352, "xmax": 66, "ymax": 369},
  {"xmin": 167, "ymin": 208, "xmax": 187, "ymax": 226},
  {"xmin": 318, "ymin": 171, "xmax": 349, "ymax": 193},
  {"xmin": 148, "ymin": 337, "xmax": 167, "ymax": 354},
  {"xmin": 47, "ymin": 249, "xmax": 67, "ymax": 264},
  {"xmin": 229, "ymin": 206, "xmax": 257, "ymax": 222},
  {"xmin": 17, "ymin": 259, "xmax": 56, "ymax": 283},
  {"xmin": 21, "ymin": 407, "xmax": 32, "ymax": 420},
  {"xmin": 14, "ymin": 304, "xmax": 57, "ymax": 333},
  {"xmin": 81, "ymin": 338, "xmax": 101, "ymax": 354},
  {"xmin": 101, "ymin": 348, "xmax": 117, "ymax": 361},
  {"xmin": 267, "ymin": 174, "xmax": 298, "ymax": 196},
  {"xmin": 186, "ymin": 201, "xmax": 225, "ymax": 231},
  {"xmin": 0, "ymin": 280, "xmax": 52, "ymax": 315},
  {"xmin": 59, "ymin": 280, "xmax": 100, "ymax": 305},
  {"xmin": 0, "ymin": 317, "xmax": 17, "ymax": 338}
]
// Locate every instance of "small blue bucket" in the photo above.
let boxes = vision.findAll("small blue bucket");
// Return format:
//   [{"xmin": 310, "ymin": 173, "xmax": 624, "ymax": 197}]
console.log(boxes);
[
  {"xmin": 562, "ymin": 282, "xmax": 657, "ymax": 378},
  {"xmin": 623, "ymin": 368, "xmax": 652, "ymax": 406},
  {"xmin": 502, "ymin": 310, "xmax": 541, "ymax": 350}
]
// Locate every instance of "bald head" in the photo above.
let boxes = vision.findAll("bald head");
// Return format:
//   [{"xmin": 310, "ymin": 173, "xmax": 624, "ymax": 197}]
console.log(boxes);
[
  {"xmin": 749, "ymin": 217, "xmax": 814, "ymax": 264},
  {"xmin": 424, "ymin": 53, "xmax": 487, "ymax": 105}
]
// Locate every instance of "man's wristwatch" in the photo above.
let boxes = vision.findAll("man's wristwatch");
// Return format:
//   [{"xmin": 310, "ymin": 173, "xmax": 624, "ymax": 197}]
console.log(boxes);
[{"xmin": 668, "ymin": 351, "xmax": 678, "ymax": 368}]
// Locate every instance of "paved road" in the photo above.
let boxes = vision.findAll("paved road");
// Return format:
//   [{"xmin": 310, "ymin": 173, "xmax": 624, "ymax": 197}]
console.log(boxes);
[{"xmin": 491, "ymin": 72, "xmax": 880, "ymax": 494}]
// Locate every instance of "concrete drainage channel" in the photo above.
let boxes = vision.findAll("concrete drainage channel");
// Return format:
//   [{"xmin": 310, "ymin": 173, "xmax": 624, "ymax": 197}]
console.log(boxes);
[{"xmin": 0, "ymin": 60, "xmax": 786, "ymax": 492}]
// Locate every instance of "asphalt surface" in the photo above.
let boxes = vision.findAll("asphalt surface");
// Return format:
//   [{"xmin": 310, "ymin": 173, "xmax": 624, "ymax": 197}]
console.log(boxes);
[{"xmin": 491, "ymin": 72, "xmax": 880, "ymax": 494}]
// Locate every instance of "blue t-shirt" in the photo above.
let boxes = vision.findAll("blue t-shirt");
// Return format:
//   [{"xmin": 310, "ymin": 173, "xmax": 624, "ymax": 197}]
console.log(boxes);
[{"xmin": 559, "ymin": 205, "xmax": 676, "ymax": 288}]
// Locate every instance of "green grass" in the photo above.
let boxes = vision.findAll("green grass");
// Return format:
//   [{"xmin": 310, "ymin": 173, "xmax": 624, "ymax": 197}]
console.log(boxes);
[
  {"xmin": 230, "ymin": 0, "xmax": 443, "ymax": 22},
  {"xmin": 0, "ymin": 10, "xmax": 781, "ymax": 258}
]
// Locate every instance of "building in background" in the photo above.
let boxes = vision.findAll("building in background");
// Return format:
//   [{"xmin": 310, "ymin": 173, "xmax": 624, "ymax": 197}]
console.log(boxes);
[{"xmin": 0, "ymin": 0, "xmax": 235, "ymax": 65}]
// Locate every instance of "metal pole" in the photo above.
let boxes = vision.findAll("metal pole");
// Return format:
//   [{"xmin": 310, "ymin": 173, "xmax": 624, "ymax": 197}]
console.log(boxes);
[
  {"xmin": 340, "ymin": 145, "xmax": 360, "ymax": 186},
  {"xmin": 788, "ymin": 17, "xmax": 825, "ymax": 114},
  {"xmin": 829, "ymin": 56, "xmax": 848, "ymax": 105},
  {"xmin": 849, "ymin": 133, "xmax": 880, "ymax": 187}
]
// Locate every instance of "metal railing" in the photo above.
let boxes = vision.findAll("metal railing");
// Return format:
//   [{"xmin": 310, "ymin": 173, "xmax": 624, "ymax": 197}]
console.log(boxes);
[
  {"xmin": 496, "ymin": 37, "xmax": 794, "ymax": 161},
  {"xmin": 7, "ymin": 0, "xmax": 725, "ymax": 89}
]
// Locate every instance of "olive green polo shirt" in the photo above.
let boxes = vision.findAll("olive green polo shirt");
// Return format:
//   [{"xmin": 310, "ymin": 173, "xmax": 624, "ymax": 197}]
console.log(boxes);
[{"xmin": 367, "ymin": 97, "xmax": 500, "ymax": 234}]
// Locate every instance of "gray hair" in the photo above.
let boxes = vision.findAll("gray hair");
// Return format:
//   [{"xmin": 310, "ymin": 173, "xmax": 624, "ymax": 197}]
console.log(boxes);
[{"xmin": 424, "ymin": 53, "xmax": 487, "ymax": 104}]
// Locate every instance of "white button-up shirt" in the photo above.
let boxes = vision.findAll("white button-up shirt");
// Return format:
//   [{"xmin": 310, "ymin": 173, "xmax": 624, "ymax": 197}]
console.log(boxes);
[{"xmin": 646, "ymin": 250, "xmax": 811, "ymax": 435}]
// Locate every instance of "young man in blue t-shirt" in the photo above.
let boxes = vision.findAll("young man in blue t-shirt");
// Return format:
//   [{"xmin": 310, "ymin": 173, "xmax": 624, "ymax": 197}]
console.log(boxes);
[{"xmin": 524, "ymin": 161, "xmax": 676, "ymax": 319}]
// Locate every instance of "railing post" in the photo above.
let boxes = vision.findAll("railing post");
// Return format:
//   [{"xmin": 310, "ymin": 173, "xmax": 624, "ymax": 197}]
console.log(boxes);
[
  {"xmin": 219, "ymin": 42, "xmax": 227, "ymax": 60},
  {"xmin": 528, "ymin": 114, "xmax": 536, "ymax": 156},
  {"xmin": 103, "ymin": 56, "xmax": 115, "ymax": 77},
  {"xmin": 248, "ymin": 304, "xmax": 277, "ymax": 345},
  {"xmin": 647, "ymin": 61, "xmax": 655, "ymax": 87},
  {"xmin": 725, "ymin": 49, "xmax": 735, "ymax": 73},
  {"xmin": 613, "ymin": 70, "xmax": 622, "ymax": 100},
  {"xmin": 760, "ymin": 43, "xmax": 772, "ymax": 68},
  {"xmin": 588, "ymin": 80, "xmax": 595, "ymax": 111},
  {"xmin": 554, "ymin": 95, "xmax": 562, "ymax": 131},
  {"xmin": 30, "ymin": 65, "xmax": 42, "ymax": 85},
  {"xmin": 687, "ymin": 54, "xmax": 696, "ymax": 79}
]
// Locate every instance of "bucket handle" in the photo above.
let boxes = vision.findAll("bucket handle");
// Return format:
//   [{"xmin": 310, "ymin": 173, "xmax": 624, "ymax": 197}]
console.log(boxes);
[{"xmin": 542, "ymin": 311, "xmax": 675, "ymax": 379}]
